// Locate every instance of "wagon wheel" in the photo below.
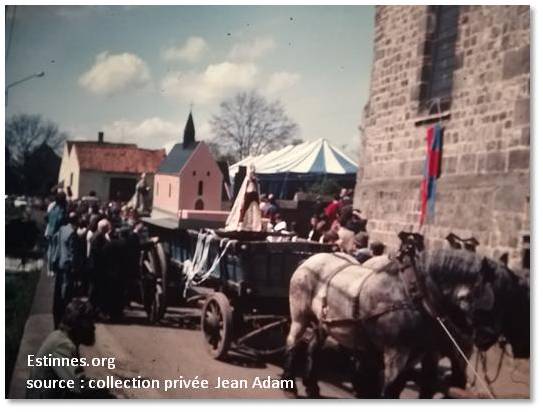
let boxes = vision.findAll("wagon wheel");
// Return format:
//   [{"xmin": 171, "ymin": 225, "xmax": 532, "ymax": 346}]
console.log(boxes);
[
  {"xmin": 201, "ymin": 292, "xmax": 233, "ymax": 360},
  {"xmin": 147, "ymin": 283, "xmax": 166, "ymax": 324},
  {"xmin": 141, "ymin": 247, "xmax": 166, "ymax": 323}
]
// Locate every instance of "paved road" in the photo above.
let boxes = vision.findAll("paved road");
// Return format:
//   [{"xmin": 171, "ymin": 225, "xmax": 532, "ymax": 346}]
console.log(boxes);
[
  {"xmin": 81, "ymin": 305, "xmax": 357, "ymax": 399},
  {"xmin": 80, "ymin": 304, "xmax": 530, "ymax": 400},
  {"xmin": 11, "ymin": 274, "xmax": 529, "ymax": 401}
]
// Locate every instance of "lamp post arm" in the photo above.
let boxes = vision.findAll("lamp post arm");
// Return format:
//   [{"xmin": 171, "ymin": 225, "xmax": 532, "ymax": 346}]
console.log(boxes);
[
  {"xmin": 6, "ymin": 72, "xmax": 45, "ymax": 90},
  {"xmin": 5, "ymin": 71, "xmax": 44, "ymax": 107}
]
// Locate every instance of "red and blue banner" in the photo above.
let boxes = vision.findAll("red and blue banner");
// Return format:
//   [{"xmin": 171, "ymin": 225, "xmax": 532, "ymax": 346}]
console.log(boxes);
[{"xmin": 419, "ymin": 124, "xmax": 443, "ymax": 227}]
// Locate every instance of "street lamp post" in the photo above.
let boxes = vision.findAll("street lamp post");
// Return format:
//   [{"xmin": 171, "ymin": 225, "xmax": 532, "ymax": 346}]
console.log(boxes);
[{"xmin": 5, "ymin": 71, "xmax": 45, "ymax": 106}]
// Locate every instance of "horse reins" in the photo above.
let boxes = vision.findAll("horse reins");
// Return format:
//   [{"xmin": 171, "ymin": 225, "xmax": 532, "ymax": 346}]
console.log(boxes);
[
  {"xmin": 397, "ymin": 251, "xmax": 497, "ymax": 399},
  {"xmin": 318, "ymin": 250, "xmax": 498, "ymax": 399},
  {"xmin": 471, "ymin": 338, "xmax": 526, "ymax": 390},
  {"xmin": 436, "ymin": 316, "xmax": 496, "ymax": 399}
]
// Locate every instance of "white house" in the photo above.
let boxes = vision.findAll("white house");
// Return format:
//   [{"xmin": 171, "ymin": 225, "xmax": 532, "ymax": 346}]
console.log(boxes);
[{"xmin": 57, "ymin": 132, "xmax": 165, "ymax": 202}]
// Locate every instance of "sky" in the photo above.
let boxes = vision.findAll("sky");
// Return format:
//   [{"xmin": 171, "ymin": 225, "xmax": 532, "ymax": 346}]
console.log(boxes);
[{"xmin": 5, "ymin": 5, "xmax": 374, "ymax": 159}]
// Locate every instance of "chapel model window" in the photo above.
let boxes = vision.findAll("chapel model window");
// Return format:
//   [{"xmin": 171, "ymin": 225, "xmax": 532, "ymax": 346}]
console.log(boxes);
[
  {"xmin": 156, "ymin": 182, "xmax": 159, "ymax": 196},
  {"xmin": 168, "ymin": 183, "xmax": 172, "ymax": 198},
  {"xmin": 198, "ymin": 180, "xmax": 204, "ymax": 196},
  {"xmin": 424, "ymin": 5, "xmax": 460, "ymax": 108}
]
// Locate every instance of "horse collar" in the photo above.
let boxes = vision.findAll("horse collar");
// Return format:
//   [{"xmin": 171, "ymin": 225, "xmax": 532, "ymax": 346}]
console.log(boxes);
[{"xmin": 398, "ymin": 255, "xmax": 441, "ymax": 320}]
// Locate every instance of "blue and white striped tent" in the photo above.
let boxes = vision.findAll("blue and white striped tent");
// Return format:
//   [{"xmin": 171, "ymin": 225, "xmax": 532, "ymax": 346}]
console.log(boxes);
[{"xmin": 229, "ymin": 139, "xmax": 358, "ymax": 199}]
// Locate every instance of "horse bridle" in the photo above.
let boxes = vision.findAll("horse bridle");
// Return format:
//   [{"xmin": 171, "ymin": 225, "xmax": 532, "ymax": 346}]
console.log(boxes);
[{"xmin": 396, "ymin": 244, "xmax": 473, "ymax": 345}]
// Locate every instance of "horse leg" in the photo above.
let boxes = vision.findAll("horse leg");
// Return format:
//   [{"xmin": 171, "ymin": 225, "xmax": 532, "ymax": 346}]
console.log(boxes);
[
  {"xmin": 448, "ymin": 350, "xmax": 469, "ymax": 389},
  {"xmin": 302, "ymin": 327, "xmax": 325, "ymax": 398},
  {"xmin": 282, "ymin": 319, "xmax": 307, "ymax": 397},
  {"xmin": 352, "ymin": 349, "xmax": 383, "ymax": 398},
  {"xmin": 282, "ymin": 266, "xmax": 316, "ymax": 397},
  {"xmin": 382, "ymin": 347, "xmax": 411, "ymax": 399},
  {"xmin": 418, "ymin": 351, "xmax": 440, "ymax": 398}
]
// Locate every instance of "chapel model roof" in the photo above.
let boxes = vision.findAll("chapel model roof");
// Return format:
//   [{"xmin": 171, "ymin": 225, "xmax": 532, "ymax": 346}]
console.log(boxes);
[{"xmin": 157, "ymin": 111, "xmax": 201, "ymax": 175}]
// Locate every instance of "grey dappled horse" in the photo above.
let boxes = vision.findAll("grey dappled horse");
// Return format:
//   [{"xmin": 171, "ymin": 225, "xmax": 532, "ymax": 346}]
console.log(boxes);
[
  {"xmin": 362, "ymin": 252, "xmax": 475, "ymax": 397},
  {"xmin": 282, "ymin": 249, "xmax": 496, "ymax": 398}
]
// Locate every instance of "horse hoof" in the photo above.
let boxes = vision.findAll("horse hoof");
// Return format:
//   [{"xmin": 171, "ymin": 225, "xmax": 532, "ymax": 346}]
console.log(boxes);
[{"xmin": 306, "ymin": 389, "xmax": 320, "ymax": 399}]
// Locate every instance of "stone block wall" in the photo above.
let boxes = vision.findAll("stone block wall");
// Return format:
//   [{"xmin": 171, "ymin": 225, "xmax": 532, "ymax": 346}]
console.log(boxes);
[{"xmin": 354, "ymin": 5, "xmax": 530, "ymax": 267}]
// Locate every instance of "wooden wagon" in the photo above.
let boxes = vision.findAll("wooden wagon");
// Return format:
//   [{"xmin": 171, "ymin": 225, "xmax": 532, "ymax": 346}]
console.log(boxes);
[{"xmin": 139, "ymin": 216, "xmax": 335, "ymax": 359}]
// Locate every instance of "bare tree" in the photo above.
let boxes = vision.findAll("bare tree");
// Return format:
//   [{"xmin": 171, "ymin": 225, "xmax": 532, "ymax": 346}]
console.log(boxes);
[
  {"xmin": 210, "ymin": 90, "xmax": 298, "ymax": 162},
  {"xmin": 5, "ymin": 114, "xmax": 67, "ymax": 194},
  {"xmin": 206, "ymin": 141, "xmax": 238, "ymax": 165},
  {"xmin": 6, "ymin": 114, "xmax": 67, "ymax": 167}
]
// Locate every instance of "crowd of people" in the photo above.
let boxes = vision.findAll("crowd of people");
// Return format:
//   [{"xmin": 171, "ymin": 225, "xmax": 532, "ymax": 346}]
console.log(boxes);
[
  {"xmin": 33, "ymin": 184, "xmax": 385, "ymax": 399},
  {"xmin": 256, "ymin": 187, "xmax": 386, "ymax": 262},
  {"xmin": 307, "ymin": 188, "xmax": 386, "ymax": 263},
  {"xmin": 45, "ymin": 184, "xmax": 386, "ymax": 329},
  {"xmin": 45, "ymin": 189, "xmax": 146, "ymax": 328}
]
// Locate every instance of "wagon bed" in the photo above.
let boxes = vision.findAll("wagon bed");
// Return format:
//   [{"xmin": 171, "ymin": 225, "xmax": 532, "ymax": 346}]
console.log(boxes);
[{"xmin": 140, "ymin": 218, "xmax": 336, "ymax": 359}]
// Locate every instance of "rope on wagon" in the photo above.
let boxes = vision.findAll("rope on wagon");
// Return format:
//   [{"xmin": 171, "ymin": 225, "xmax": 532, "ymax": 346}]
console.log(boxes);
[{"xmin": 436, "ymin": 316, "xmax": 496, "ymax": 399}]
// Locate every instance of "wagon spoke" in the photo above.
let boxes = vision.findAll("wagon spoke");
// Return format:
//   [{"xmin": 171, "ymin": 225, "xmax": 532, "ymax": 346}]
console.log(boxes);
[{"xmin": 201, "ymin": 293, "xmax": 233, "ymax": 360}]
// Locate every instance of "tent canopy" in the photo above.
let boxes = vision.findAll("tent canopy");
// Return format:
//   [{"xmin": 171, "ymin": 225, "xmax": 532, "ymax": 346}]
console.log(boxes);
[
  {"xmin": 229, "ymin": 138, "xmax": 358, "ymax": 178},
  {"xmin": 229, "ymin": 139, "xmax": 358, "ymax": 199}
]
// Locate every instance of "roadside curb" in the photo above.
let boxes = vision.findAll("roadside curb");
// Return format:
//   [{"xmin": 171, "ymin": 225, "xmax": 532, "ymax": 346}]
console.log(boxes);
[{"xmin": 8, "ymin": 268, "xmax": 54, "ymax": 399}]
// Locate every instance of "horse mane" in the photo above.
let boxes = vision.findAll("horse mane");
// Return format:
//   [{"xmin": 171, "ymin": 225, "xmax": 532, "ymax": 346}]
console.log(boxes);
[
  {"xmin": 416, "ymin": 248, "xmax": 484, "ymax": 287},
  {"xmin": 484, "ymin": 257, "xmax": 527, "ymax": 301}
]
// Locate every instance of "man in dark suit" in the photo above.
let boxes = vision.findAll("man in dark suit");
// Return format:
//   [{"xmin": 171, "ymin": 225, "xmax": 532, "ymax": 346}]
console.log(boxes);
[
  {"xmin": 53, "ymin": 212, "xmax": 82, "ymax": 328},
  {"xmin": 88, "ymin": 219, "xmax": 112, "ymax": 317}
]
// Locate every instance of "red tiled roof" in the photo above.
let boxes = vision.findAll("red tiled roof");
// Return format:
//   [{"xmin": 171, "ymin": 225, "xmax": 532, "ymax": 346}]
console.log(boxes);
[
  {"xmin": 67, "ymin": 140, "xmax": 137, "ymax": 151},
  {"xmin": 73, "ymin": 142, "xmax": 165, "ymax": 174}
]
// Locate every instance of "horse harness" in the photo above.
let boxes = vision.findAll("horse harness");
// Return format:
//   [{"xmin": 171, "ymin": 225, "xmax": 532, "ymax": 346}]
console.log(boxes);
[
  {"xmin": 319, "ymin": 251, "xmax": 452, "ymax": 329},
  {"xmin": 397, "ymin": 253, "xmax": 441, "ymax": 319},
  {"xmin": 320, "ymin": 254, "xmax": 415, "ymax": 327}
]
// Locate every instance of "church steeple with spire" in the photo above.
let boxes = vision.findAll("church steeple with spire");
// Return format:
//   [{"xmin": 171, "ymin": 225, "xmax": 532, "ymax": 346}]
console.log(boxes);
[
  {"xmin": 183, "ymin": 110, "xmax": 195, "ymax": 148},
  {"xmin": 154, "ymin": 107, "xmax": 225, "ymax": 217}
]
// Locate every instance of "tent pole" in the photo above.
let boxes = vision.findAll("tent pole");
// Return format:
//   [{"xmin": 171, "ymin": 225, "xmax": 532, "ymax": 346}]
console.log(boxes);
[{"xmin": 280, "ymin": 172, "xmax": 289, "ymax": 199}]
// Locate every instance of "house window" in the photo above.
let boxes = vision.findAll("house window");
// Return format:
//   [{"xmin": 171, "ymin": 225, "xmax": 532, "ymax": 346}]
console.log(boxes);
[
  {"xmin": 198, "ymin": 181, "xmax": 204, "ymax": 196},
  {"xmin": 70, "ymin": 172, "xmax": 74, "ymax": 187},
  {"xmin": 169, "ymin": 183, "xmax": 172, "ymax": 198},
  {"xmin": 422, "ymin": 6, "xmax": 460, "ymax": 111}
]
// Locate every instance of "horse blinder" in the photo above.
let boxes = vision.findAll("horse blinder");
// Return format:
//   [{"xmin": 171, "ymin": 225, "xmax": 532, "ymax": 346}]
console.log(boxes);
[{"xmin": 479, "ymin": 257, "xmax": 495, "ymax": 284}]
